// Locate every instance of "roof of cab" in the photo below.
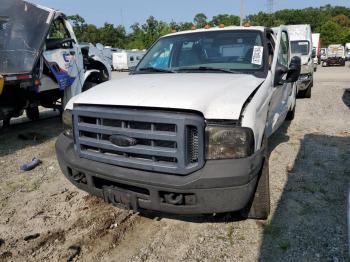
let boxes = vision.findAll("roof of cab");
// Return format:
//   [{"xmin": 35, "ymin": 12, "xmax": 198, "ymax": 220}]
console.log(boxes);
[{"xmin": 163, "ymin": 26, "xmax": 268, "ymax": 38}]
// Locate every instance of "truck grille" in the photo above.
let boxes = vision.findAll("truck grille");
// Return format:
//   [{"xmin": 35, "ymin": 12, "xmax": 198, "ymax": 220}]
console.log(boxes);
[{"xmin": 73, "ymin": 106, "xmax": 205, "ymax": 175}]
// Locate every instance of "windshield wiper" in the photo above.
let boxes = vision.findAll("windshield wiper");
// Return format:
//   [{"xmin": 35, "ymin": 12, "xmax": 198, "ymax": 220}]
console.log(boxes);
[
  {"xmin": 175, "ymin": 67, "xmax": 241, "ymax": 74},
  {"xmin": 137, "ymin": 67, "xmax": 176, "ymax": 73}
]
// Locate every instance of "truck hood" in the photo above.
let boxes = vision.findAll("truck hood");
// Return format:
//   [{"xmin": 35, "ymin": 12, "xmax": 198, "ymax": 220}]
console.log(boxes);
[{"xmin": 68, "ymin": 73, "xmax": 265, "ymax": 119}]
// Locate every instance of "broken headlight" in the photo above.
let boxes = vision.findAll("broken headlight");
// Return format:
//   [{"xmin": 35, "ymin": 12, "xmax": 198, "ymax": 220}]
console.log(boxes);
[
  {"xmin": 62, "ymin": 109, "xmax": 73, "ymax": 138},
  {"xmin": 205, "ymin": 125, "xmax": 254, "ymax": 160}
]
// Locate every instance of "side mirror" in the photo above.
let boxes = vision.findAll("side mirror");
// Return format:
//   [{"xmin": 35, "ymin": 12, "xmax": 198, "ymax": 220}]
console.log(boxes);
[{"xmin": 286, "ymin": 56, "xmax": 301, "ymax": 83}]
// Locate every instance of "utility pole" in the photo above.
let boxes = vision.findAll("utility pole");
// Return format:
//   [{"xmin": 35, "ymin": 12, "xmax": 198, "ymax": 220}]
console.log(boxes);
[
  {"xmin": 240, "ymin": 0, "xmax": 245, "ymax": 26},
  {"xmin": 267, "ymin": 0, "xmax": 274, "ymax": 14}
]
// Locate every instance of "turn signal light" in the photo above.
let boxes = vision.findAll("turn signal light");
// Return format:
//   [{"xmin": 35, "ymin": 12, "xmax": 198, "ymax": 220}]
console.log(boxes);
[
  {"xmin": 204, "ymin": 24, "xmax": 211, "ymax": 29},
  {"xmin": 219, "ymin": 24, "xmax": 225, "ymax": 28}
]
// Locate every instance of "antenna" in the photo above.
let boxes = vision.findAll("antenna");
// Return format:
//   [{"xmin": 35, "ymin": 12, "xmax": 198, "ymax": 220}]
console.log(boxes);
[
  {"xmin": 267, "ymin": 0, "xmax": 274, "ymax": 14},
  {"xmin": 240, "ymin": 0, "xmax": 245, "ymax": 26}
]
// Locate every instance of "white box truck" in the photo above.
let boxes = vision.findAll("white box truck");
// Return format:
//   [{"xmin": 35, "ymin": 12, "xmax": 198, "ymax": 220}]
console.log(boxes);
[
  {"xmin": 345, "ymin": 43, "xmax": 350, "ymax": 61},
  {"xmin": 112, "ymin": 50, "xmax": 146, "ymax": 71},
  {"xmin": 288, "ymin": 25, "xmax": 315, "ymax": 98},
  {"xmin": 323, "ymin": 44, "xmax": 346, "ymax": 67}
]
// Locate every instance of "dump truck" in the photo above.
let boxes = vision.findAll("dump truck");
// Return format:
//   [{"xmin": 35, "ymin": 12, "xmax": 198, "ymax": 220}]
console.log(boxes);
[{"xmin": 0, "ymin": 0, "xmax": 111, "ymax": 126}]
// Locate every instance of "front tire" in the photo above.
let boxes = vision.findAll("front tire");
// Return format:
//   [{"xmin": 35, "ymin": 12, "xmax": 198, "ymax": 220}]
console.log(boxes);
[{"xmin": 240, "ymin": 137, "xmax": 270, "ymax": 220}]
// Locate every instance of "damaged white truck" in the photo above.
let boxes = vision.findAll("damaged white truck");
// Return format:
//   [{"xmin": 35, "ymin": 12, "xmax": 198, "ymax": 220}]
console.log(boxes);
[
  {"xmin": 56, "ymin": 26, "xmax": 301, "ymax": 219},
  {"xmin": 0, "ymin": 0, "xmax": 111, "ymax": 126}
]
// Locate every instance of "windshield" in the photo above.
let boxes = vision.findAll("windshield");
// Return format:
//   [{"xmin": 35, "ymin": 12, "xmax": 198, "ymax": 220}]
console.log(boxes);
[
  {"xmin": 136, "ymin": 30, "xmax": 265, "ymax": 73},
  {"xmin": 0, "ymin": 0, "xmax": 52, "ymax": 75},
  {"xmin": 291, "ymin": 41, "xmax": 310, "ymax": 56}
]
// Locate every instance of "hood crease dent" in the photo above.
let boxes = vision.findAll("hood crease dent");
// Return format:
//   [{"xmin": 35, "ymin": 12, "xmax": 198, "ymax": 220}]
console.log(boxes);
[{"xmin": 67, "ymin": 74, "xmax": 265, "ymax": 120}]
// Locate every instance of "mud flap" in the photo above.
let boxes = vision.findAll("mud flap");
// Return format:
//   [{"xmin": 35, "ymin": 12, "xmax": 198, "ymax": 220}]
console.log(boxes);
[{"xmin": 102, "ymin": 186, "xmax": 138, "ymax": 211}]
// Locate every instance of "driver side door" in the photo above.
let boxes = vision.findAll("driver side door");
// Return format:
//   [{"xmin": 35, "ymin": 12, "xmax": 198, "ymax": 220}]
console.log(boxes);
[
  {"xmin": 268, "ymin": 29, "xmax": 292, "ymax": 134},
  {"xmin": 41, "ymin": 18, "xmax": 83, "ymax": 95}
]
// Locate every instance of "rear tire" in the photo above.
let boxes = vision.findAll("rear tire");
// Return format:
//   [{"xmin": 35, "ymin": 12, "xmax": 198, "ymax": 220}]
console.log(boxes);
[
  {"xmin": 26, "ymin": 106, "xmax": 39, "ymax": 121},
  {"xmin": 286, "ymin": 103, "xmax": 296, "ymax": 121},
  {"xmin": 240, "ymin": 137, "xmax": 270, "ymax": 220}
]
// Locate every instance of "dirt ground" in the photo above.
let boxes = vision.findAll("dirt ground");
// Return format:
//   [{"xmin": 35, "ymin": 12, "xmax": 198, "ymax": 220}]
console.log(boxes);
[{"xmin": 0, "ymin": 65, "xmax": 349, "ymax": 262}]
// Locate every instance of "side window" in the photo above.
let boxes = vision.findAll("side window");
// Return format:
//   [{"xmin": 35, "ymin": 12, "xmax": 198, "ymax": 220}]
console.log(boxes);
[
  {"xmin": 130, "ymin": 56, "xmax": 134, "ymax": 62},
  {"xmin": 277, "ymin": 31, "xmax": 290, "ymax": 68},
  {"xmin": 48, "ymin": 19, "xmax": 70, "ymax": 39}
]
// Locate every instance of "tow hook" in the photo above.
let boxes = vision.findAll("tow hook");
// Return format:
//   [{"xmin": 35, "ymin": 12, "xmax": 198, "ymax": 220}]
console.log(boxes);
[{"xmin": 164, "ymin": 193, "xmax": 184, "ymax": 205}]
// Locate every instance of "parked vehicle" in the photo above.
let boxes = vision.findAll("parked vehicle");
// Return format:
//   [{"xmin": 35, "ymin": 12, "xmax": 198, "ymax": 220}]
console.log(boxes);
[
  {"xmin": 287, "ymin": 25, "xmax": 314, "ymax": 98},
  {"xmin": 312, "ymin": 33, "xmax": 321, "ymax": 69},
  {"xmin": 0, "ymin": 0, "xmax": 111, "ymax": 126},
  {"xmin": 323, "ymin": 44, "xmax": 346, "ymax": 67},
  {"xmin": 320, "ymin": 48, "xmax": 328, "ymax": 62},
  {"xmin": 345, "ymin": 43, "xmax": 350, "ymax": 61},
  {"xmin": 79, "ymin": 43, "xmax": 112, "ymax": 77},
  {"xmin": 56, "ymin": 25, "xmax": 301, "ymax": 219},
  {"xmin": 112, "ymin": 50, "xmax": 146, "ymax": 71}
]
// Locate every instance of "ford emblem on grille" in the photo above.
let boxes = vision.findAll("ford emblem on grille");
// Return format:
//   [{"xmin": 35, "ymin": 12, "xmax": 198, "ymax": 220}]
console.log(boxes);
[{"xmin": 110, "ymin": 135, "xmax": 138, "ymax": 147}]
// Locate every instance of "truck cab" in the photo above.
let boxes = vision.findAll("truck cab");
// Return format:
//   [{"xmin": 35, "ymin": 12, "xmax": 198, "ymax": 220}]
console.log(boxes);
[
  {"xmin": 0, "ymin": 0, "xmax": 111, "ymax": 126},
  {"xmin": 56, "ymin": 25, "xmax": 300, "ymax": 219},
  {"xmin": 287, "ymin": 25, "xmax": 314, "ymax": 98}
]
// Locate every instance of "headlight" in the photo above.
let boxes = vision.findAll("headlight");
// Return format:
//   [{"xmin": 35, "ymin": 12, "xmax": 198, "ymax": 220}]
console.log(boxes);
[
  {"xmin": 205, "ymin": 126, "xmax": 254, "ymax": 160},
  {"xmin": 299, "ymin": 74, "xmax": 311, "ymax": 81},
  {"xmin": 62, "ymin": 109, "xmax": 73, "ymax": 138}
]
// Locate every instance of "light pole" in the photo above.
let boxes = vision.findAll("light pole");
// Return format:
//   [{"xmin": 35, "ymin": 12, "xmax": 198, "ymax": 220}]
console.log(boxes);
[{"xmin": 240, "ymin": 0, "xmax": 245, "ymax": 26}]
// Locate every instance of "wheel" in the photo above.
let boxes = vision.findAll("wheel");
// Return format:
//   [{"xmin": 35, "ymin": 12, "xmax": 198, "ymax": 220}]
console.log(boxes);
[
  {"xmin": 240, "ymin": 137, "xmax": 270, "ymax": 220},
  {"xmin": 298, "ymin": 82, "xmax": 312, "ymax": 99},
  {"xmin": 26, "ymin": 106, "xmax": 39, "ymax": 121},
  {"xmin": 286, "ymin": 103, "xmax": 296, "ymax": 121}
]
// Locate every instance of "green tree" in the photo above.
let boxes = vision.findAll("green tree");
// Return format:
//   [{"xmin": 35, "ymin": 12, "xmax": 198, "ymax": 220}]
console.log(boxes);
[
  {"xmin": 319, "ymin": 21, "xmax": 346, "ymax": 46},
  {"xmin": 194, "ymin": 13, "xmax": 208, "ymax": 28},
  {"xmin": 211, "ymin": 14, "xmax": 240, "ymax": 26}
]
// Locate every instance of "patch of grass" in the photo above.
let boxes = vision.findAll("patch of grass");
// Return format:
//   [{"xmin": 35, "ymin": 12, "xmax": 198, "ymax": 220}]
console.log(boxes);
[
  {"xmin": 27, "ymin": 179, "xmax": 41, "ymax": 192},
  {"xmin": 227, "ymin": 224, "xmax": 234, "ymax": 245},
  {"xmin": 278, "ymin": 240, "xmax": 291, "ymax": 251},
  {"xmin": 263, "ymin": 224, "xmax": 281, "ymax": 239}
]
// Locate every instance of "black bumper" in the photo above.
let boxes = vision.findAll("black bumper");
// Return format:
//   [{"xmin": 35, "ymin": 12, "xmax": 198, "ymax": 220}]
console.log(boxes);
[{"xmin": 56, "ymin": 134, "xmax": 264, "ymax": 215}]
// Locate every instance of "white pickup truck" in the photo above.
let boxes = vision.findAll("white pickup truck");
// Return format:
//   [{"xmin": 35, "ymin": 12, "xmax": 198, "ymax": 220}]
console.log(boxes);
[{"xmin": 56, "ymin": 26, "xmax": 301, "ymax": 219}]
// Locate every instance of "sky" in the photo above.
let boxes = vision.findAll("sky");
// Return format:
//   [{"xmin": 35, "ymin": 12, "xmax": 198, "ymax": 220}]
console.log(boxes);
[{"xmin": 29, "ymin": 0, "xmax": 350, "ymax": 29}]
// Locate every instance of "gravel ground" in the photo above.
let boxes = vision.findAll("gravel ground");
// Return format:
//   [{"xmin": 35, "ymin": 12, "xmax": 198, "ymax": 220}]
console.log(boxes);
[{"xmin": 0, "ymin": 65, "xmax": 349, "ymax": 261}]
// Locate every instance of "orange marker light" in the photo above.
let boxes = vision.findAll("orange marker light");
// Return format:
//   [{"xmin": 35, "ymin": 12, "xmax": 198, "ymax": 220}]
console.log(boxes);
[
  {"xmin": 171, "ymin": 29, "xmax": 177, "ymax": 33},
  {"xmin": 204, "ymin": 24, "xmax": 211, "ymax": 29},
  {"xmin": 243, "ymin": 22, "xmax": 251, "ymax": 27},
  {"xmin": 219, "ymin": 24, "xmax": 225, "ymax": 28},
  {"xmin": 191, "ymin": 26, "xmax": 197, "ymax": 30}
]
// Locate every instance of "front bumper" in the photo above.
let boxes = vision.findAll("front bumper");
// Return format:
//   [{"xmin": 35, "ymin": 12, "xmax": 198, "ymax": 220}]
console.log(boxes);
[
  {"xmin": 56, "ymin": 134, "xmax": 264, "ymax": 215},
  {"xmin": 297, "ymin": 74, "xmax": 313, "ymax": 91}
]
